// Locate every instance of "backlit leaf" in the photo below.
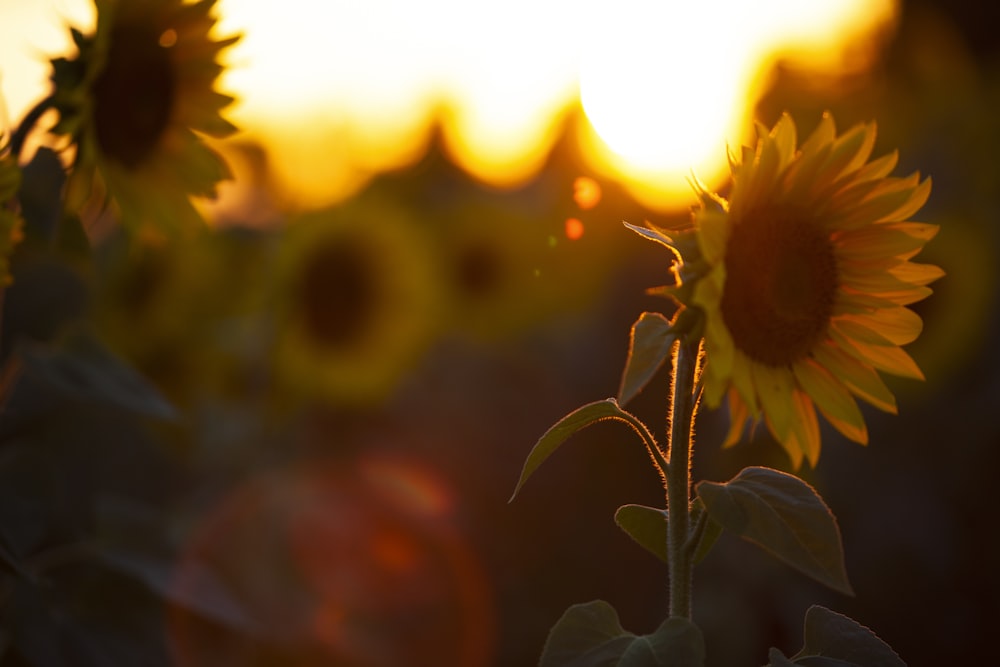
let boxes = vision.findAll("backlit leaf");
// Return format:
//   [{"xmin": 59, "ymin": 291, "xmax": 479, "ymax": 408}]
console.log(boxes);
[
  {"xmin": 540, "ymin": 600, "xmax": 704, "ymax": 667},
  {"xmin": 618, "ymin": 312, "xmax": 675, "ymax": 406},
  {"xmin": 614, "ymin": 504, "xmax": 667, "ymax": 563},
  {"xmin": 791, "ymin": 605, "xmax": 906, "ymax": 666},
  {"xmin": 690, "ymin": 497, "xmax": 723, "ymax": 565},
  {"xmin": 15, "ymin": 332, "xmax": 177, "ymax": 420},
  {"xmin": 695, "ymin": 467, "xmax": 852, "ymax": 595},
  {"xmin": 510, "ymin": 399, "xmax": 655, "ymax": 501}
]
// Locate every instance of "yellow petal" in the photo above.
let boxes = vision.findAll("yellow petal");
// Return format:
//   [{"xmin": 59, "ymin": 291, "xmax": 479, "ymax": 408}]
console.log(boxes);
[
  {"xmin": 697, "ymin": 209, "xmax": 730, "ymax": 264},
  {"xmin": 702, "ymin": 314, "xmax": 735, "ymax": 408},
  {"xmin": 751, "ymin": 363, "xmax": 796, "ymax": 442},
  {"xmin": 834, "ymin": 288, "xmax": 902, "ymax": 311},
  {"xmin": 829, "ymin": 328, "xmax": 925, "ymax": 380},
  {"xmin": 839, "ymin": 259, "xmax": 934, "ymax": 294},
  {"xmin": 792, "ymin": 358, "xmax": 868, "ymax": 444},
  {"xmin": 851, "ymin": 150, "xmax": 899, "ymax": 183},
  {"xmin": 826, "ymin": 174, "xmax": 928, "ymax": 231},
  {"xmin": 829, "ymin": 318, "xmax": 895, "ymax": 347},
  {"xmin": 833, "ymin": 223, "xmax": 940, "ymax": 262},
  {"xmin": 814, "ymin": 124, "xmax": 871, "ymax": 189},
  {"xmin": 888, "ymin": 176, "xmax": 932, "ymax": 222},
  {"xmin": 722, "ymin": 388, "xmax": 750, "ymax": 448},
  {"xmin": 811, "ymin": 341, "xmax": 897, "ymax": 414},
  {"xmin": 799, "ymin": 112, "xmax": 836, "ymax": 156},
  {"xmin": 790, "ymin": 388, "xmax": 821, "ymax": 467},
  {"xmin": 865, "ymin": 285, "xmax": 934, "ymax": 306},
  {"xmin": 731, "ymin": 349, "xmax": 760, "ymax": 417},
  {"xmin": 703, "ymin": 365, "xmax": 728, "ymax": 409},
  {"xmin": 692, "ymin": 264, "xmax": 724, "ymax": 311},
  {"xmin": 838, "ymin": 307, "xmax": 923, "ymax": 346},
  {"xmin": 834, "ymin": 122, "xmax": 877, "ymax": 181},
  {"xmin": 889, "ymin": 261, "xmax": 945, "ymax": 286},
  {"xmin": 764, "ymin": 412, "xmax": 804, "ymax": 469},
  {"xmin": 782, "ymin": 142, "xmax": 833, "ymax": 203},
  {"xmin": 771, "ymin": 112, "xmax": 798, "ymax": 170},
  {"xmin": 821, "ymin": 176, "xmax": 892, "ymax": 215}
]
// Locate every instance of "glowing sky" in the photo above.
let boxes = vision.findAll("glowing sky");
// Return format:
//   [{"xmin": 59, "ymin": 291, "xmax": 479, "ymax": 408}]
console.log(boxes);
[{"xmin": 0, "ymin": 0, "xmax": 897, "ymax": 211}]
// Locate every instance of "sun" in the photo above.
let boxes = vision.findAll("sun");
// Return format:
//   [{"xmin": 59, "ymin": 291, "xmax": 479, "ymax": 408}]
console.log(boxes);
[{"xmin": 577, "ymin": 0, "xmax": 898, "ymax": 211}]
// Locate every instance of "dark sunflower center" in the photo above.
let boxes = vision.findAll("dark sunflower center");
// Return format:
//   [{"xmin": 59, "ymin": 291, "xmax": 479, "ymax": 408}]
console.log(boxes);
[
  {"xmin": 92, "ymin": 20, "xmax": 177, "ymax": 168},
  {"xmin": 297, "ymin": 237, "xmax": 377, "ymax": 349},
  {"xmin": 719, "ymin": 207, "xmax": 837, "ymax": 367},
  {"xmin": 455, "ymin": 241, "xmax": 502, "ymax": 298}
]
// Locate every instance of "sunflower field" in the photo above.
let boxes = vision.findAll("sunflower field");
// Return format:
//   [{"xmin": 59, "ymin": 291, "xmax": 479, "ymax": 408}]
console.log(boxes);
[{"xmin": 0, "ymin": 1, "xmax": 995, "ymax": 665}]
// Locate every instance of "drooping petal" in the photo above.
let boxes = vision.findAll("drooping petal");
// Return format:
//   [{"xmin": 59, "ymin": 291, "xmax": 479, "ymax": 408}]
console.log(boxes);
[
  {"xmin": 792, "ymin": 359, "xmax": 868, "ymax": 445},
  {"xmin": 829, "ymin": 328, "xmax": 925, "ymax": 380},
  {"xmin": 730, "ymin": 349, "xmax": 760, "ymax": 417},
  {"xmin": 829, "ymin": 318, "xmax": 896, "ymax": 347},
  {"xmin": 889, "ymin": 261, "xmax": 946, "ymax": 286},
  {"xmin": 789, "ymin": 388, "xmax": 821, "ymax": 467},
  {"xmin": 765, "ymin": 411, "xmax": 804, "ymax": 469},
  {"xmin": 833, "ymin": 223, "xmax": 940, "ymax": 262},
  {"xmin": 751, "ymin": 363, "xmax": 796, "ymax": 442},
  {"xmin": 722, "ymin": 388, "xmax": 750, "ymax": 448},
  {"xmin": 837, "ymin": 307, "xmax": 923, "ymax": 346},
  {"xmin": 811, "ymin": 341, "xmax": 897, "ymax": 414}
]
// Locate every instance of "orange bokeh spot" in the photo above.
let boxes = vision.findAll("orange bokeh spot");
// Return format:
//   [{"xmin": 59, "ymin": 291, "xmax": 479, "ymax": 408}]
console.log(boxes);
[
  {"xmin": 565, "ymin": 218, "xmax": 585, "ymax": 241},
  {"xmin": 169, "ymin": 459, "xmax": 495, "ymax": 666},
  {"xmin": 572, "ymin": 176, "xmax": 602, "ymax": 210}
]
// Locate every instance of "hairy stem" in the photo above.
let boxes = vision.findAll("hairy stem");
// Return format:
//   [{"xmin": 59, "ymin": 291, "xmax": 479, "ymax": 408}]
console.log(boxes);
[{"xmin": 666, "ymin": 336, "xmax": 700, "ymax": 619}]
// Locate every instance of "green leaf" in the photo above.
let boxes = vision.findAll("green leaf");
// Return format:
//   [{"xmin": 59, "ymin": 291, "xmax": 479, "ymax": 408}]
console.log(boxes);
[
  {"xmin": 689, "ymin": 498, "xmax": 723, "ymax": 565},
  {"xmin": 540, "ymin": 600, "xmax": 704, "ymax": 667},
  {"xmin": 767, "ymin": 647, "xmax": 799, "ymax": 667},
  {"xmin": 789, "ymin": 605, "xmax": 906, "ymax": 666},
  {"xmin": 509, "ymin": 399, "xmax": 656, "ymax": 501},
  {"xmin": 618, "ymin": 312, "xmax": 675, "ymax": 406},
  {"xmin": 623, "ymin": 221, "xmax": 679, "ymax": 251},
  {"xmin": 93, "ymin": 496, "xmax": 254, "ymax": 633},
  {"xmin": 15, "ymin": 331, "xmax": 177, "ymax": 420},
  {"xmin": 614, "ymin": 504, "xmax": 667, "ymax": 563},
  {"xmin": 695, "ymin": 467, "xmax": 853, "ymax": 595},
  {"xmin": 622, "ymin": 617, "xmax": 704, "ymax": 667}
]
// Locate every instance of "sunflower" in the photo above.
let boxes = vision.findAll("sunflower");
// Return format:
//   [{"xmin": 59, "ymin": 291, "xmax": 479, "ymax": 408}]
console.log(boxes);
[
  {"xmin": 638, "ymin": 113, "xmax": 941, "ymax": 467},
  {"xmin": 273, "ymin": 201, "xmax": 440, "ymax": 406},
  {"xmin": 0, "ymin": 142, "xmax": 24, "ymax": 285},
  {"xmin": 50, "ymin": 0, "xmax": 238, "ymax": 235}
]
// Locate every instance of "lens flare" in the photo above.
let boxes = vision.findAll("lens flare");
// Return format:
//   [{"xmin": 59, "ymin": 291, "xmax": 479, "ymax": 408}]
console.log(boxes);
[{"xmin": 170, "ymin": 459, "xmax": 495, "ymax": 666}]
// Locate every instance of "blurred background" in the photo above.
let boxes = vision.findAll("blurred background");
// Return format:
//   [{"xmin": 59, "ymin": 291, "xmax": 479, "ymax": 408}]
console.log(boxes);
[{"xmin": 0, "ymin": 0, "xmax": 996, "ymax": 665}]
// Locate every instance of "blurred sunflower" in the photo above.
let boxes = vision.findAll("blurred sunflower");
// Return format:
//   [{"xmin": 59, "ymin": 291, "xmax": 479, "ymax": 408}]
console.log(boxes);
[
  {"xmin": 49, "ymin": 0, "xmax": 238, "ymax": 235},
  {"xmin": 433, "ymin": 189, "xmax": 624, "ymax": 343},
  {"xmin": 92, "ymin": 229, "xmax": 261, "ymax": 404},
  {"xmin": 273, "ymin": 203, "xmax": 439, "ymax": 406},
  {"xmin": 638, "ymin": 113, "xmax": 941, "ymax": 467},
  {"xmin": 435, "ymin": 200, "xmax": 553, "ymax": 342},
  {"xmin": 0, "ymin": 142, "xmax": 23, "ymax": 285}
]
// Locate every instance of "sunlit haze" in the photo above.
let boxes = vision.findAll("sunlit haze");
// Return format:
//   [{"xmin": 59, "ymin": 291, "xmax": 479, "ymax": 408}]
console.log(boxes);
[{"xmin": 0, "ymin": 0, "xmax": 897, "ymax": 212}]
